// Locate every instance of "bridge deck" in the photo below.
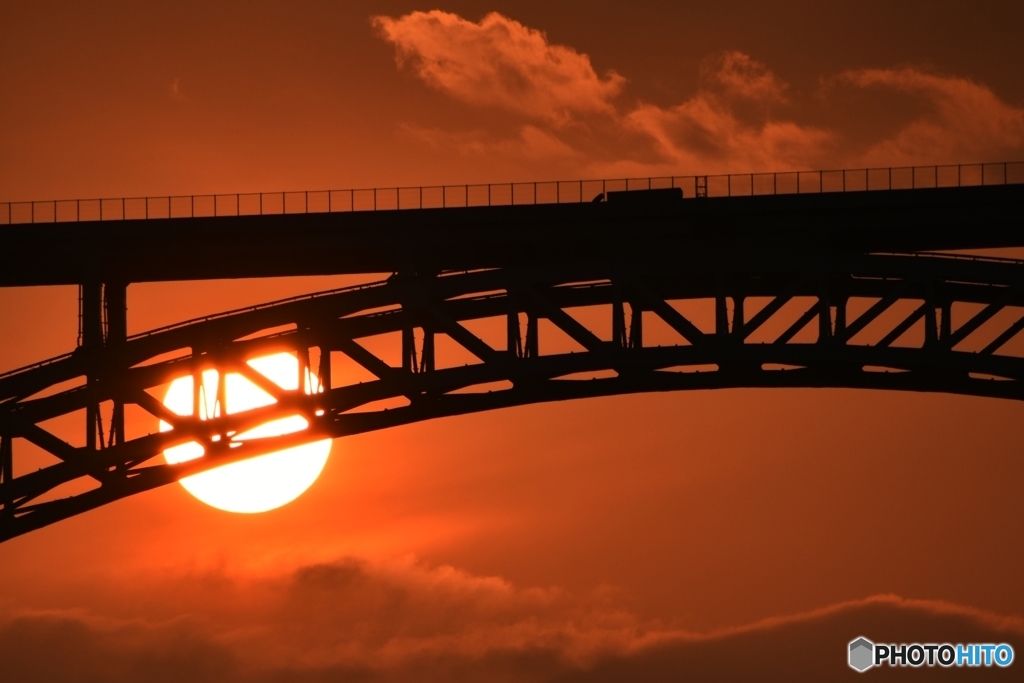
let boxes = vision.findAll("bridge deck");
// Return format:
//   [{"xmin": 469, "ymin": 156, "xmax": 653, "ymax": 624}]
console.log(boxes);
[{"xmin": 2, "ymin": 184, "xmax": 1024, "ymax": 286}]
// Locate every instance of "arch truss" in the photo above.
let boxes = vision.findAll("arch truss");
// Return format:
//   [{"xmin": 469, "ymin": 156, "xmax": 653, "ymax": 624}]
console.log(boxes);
[{"xmin": 2, "ymin": 252, "xmax": 1024, "ymax": 541}]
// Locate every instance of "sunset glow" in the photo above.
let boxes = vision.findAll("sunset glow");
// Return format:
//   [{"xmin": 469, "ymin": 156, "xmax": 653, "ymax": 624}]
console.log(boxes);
[
  {"xmin": 3, "ymin": 2, "xmax": 1024, "ymax": 681},
  {"xmin": 160, "ymin": 353, "xmax": 331, "ymax": 513}
]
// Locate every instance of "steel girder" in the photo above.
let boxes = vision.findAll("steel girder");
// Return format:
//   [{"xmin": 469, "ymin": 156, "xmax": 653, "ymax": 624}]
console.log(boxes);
[{"xmin": 2, "ymin": 251, "xmax": 1024, "ymax": 541}]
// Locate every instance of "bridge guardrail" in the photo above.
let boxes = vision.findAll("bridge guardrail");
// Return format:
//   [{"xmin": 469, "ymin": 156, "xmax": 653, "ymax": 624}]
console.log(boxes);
[{"xmin": 3, "ymin": 162, "xmax": 1023, "ymax": 225}]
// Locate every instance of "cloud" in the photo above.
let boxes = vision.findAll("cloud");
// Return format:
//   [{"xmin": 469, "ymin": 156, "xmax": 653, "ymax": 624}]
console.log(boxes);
[
  {"xmin": 836, "ymin": 67, "xmax": 1024, "ymax": 166},
  {"xmin": 2, "ymin": 557, "xmax": 1022, "ymax": 683},
  {"xmin": 373, "ymin": 11, "xmax": 1024, "ymax": 176},
  {"xmin": 620, "ymin": 52, "xmax": 833, "ymax": 174},
  {"xmin": 0, "ymin": 610, "xmax": 237, "ymax": 683},
  {"xmin": 372, "ymin": 11, "xmax": 624, "ymax": 125},
  {"xmin": 555, "ymin": 595, "xmax": 1024, "ymax": 682},
  {"xmin": 370, "ymin": 12, "xmax": 829, "ymax": 173},
  {"xmin": 704, "ymin": 51, "xmax": 789, "ymax": 104},
  {"xmin": 624, "ymin": 97, "xmax": 834, "ymax": 174}
]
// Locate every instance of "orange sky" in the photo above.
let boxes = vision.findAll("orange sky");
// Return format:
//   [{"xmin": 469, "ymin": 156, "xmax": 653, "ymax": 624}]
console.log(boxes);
[{"xmin": 2, "ymin": 2, "xmax": 1024, "ymax": 680}]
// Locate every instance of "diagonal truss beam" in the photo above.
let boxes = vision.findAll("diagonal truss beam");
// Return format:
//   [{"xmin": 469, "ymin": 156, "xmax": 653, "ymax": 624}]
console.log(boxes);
[{"xmin": 3, "ymin": 252, "xmax": 1024, "ymax": 541}]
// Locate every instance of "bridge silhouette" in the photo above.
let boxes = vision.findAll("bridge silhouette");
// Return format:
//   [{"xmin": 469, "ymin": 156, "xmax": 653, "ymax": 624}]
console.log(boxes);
[{"xmin": 2, "ymin": 162, "xmax": 1024, "ymax": 542}]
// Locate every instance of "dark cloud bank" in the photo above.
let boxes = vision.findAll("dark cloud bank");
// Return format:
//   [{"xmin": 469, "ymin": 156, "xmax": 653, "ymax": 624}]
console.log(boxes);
[{"xmin": 2, "ymin": 557, "xmax": 1020, "ymax": 682}]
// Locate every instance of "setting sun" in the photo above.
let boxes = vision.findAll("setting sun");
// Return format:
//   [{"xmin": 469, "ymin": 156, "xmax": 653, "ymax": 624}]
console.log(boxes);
[{"xmin": 160, "ymin": 352, "xmax": 331, "ymax": 513}]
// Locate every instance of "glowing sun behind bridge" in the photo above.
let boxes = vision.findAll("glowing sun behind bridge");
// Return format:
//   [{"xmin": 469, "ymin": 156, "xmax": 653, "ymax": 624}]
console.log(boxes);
[{"xmin": 160, "ymin": 352, "xmax": 331, "ymax": 513}]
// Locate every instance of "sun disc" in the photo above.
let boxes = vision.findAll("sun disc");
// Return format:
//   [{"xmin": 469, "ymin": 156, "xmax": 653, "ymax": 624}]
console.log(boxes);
[{"xmin": 160, "ymin": 352, "xmax": 331, "ymax": 513}]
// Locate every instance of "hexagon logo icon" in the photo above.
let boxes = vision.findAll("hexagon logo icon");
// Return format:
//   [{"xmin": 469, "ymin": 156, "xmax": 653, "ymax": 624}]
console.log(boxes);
[{"xmin": 849, "ymin": 637, "xmax": 874, "ymax": 672}]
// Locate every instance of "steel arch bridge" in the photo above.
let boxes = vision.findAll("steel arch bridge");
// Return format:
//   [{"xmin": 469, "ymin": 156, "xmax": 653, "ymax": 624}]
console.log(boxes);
[{"xmin": 2, "ymin": 181, "xmax": 1024, "ymax": 542}]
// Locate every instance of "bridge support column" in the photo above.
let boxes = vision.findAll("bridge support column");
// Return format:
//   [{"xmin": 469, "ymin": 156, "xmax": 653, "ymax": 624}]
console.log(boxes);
[
  {"xmin": 818, "ymin": 286, "xmax": 832, "ymax": 342},
  {"xmin": 506, "ymin": 295, "xmax": 521, "ymax": 358},
  {"xmin": 319, "ymin": 346, "xmax": 332, "ymax": 390},
  {"xmin": 421, "ymin": 327, "xmax": 435, "ymax": 373},
  {"xmin": 925, "ymin": 297, "xmax": 938, "ymax": 347},
  {"xmin": 297, "ymin": 341, "xmax": 311, "ymax": 393},
  {"xmin": 612, "ymin": 291, "xmax": 626, "ymax": 348},
  {"xmin": 79, "ymin": 281, "xmax": 128, "ymax": 450},
  {"xmin": 216, "ymin": 352, "xmax": 227, "ymax": 417},
  {"xmin": 104, "ymin": 282, "xmax": 127, "ymax": 448},
  {"xmin": 402, "ymin": 322, "xmax": 417, "ymax": 373},
  {"xmin": 715, "ymin": 278, "xmax": 729, "ymax": 336},
  {"xmin": 192, "ymin": 358, "xmax": 204, "ymax": 420},
  {"xmin": 80, "ymin": 281, "xmax": 103, "ymax": 451},
  {"xmin": 525, "ymin": 313, "xmax": 539, "ymax": 358},
  {"xmin": 716, "ymin": 297, "xmax": 728, "ymax": 336},
  {"xmin": 834, "ymin": 297, "xmax": 847, "ymax": 339},
  {"xmin": 629, "ymin": 302, "xmax": 643, "ymax": 348},
  {"xmin": 733, "ymin": 297, "xmax": 745, "ymax": 337},
  {"xmin": 0, "ymin": 434, "xmax": 12, "ymax": 517}
]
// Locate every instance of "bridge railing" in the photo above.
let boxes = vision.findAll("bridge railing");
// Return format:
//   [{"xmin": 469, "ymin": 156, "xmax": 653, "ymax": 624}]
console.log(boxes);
[{"xmin": 3, "ymin": 161, "xmax": 1023, "ymax": 225}]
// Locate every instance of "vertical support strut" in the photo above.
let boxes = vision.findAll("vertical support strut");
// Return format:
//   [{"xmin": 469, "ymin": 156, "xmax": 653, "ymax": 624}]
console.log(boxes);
[
  {"xmin": 421, "ymin": 326, "xmax": 435, "ymax": 373},
  {"xmin": 192, "ymin": 353, "xmax": 205, "ymax": 420},
  {"xmin": 714, "ymin": 274, "xmax": 729, "ymax": 337},
  {"xmin": 834, "ymin": 296, "xmax": 847, "ymax": 341},
  {"xmin": 216, "ymin": 353, "xmax": 227, "ymax": 418},
  {"xmin": 81, "ymin": 281, "xmax": 103, "ymax": 451},
  {"xmin": 715, "ymin": 287, "xmax": 729, "ymax": 336},
  {"xmin": 104, "ymin": 282, "xmax": 127, "ymax": 448},
  {"xmin": 402, "ymin": 317, "xmax": 418, "ymax": 374},
  {"xmin": 0, "ymin": 434, "xmax": 12, "ymax": 517},
  {"xmin": 924, "ymin": 282, "xmax": 938, "ymax": 347},
  {"xmin": 297, "ymin": 339, "xmax": 311, "ymax": 393},
  {"xmin": 525, "ymin": 312, "xmax": 539, "ymax": 358},
  {"xmin": 507, "ymin": 293, "xmax": 522, "ymax": 358},
  {"xmin": 732, "ymin": 296, "xmax": 745, "ymax": 337},
  {"xmin": 818, "ymin": 283, "xmax": 832, "ymax": 342},
  {"xmin": 628, "ymin": 302, "xmax": 643, "ymax": 348},
  {"xmin": 612, "ymin": 285, "xmax": 627, "ymax": 348},
  {"xmin": 319, "ymin": 346, "xmax": 332, "ymax": 391}
]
